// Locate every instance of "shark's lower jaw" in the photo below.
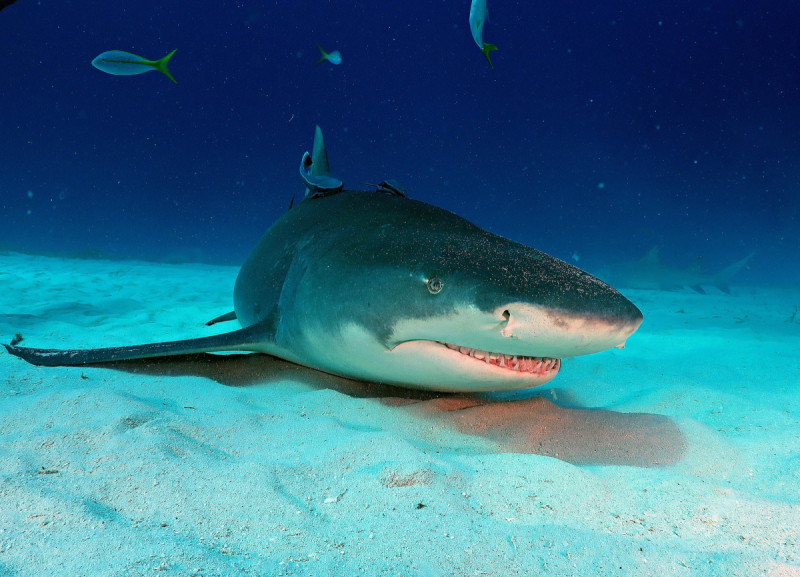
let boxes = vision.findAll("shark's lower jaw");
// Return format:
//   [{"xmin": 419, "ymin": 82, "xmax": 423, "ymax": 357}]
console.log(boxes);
[{"xmin": 437, "ymin": 341, "xmax": 561, "ymax": 377}]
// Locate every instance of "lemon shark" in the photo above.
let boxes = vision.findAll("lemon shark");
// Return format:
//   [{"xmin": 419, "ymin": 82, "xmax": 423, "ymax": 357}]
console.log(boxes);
[
  {"xmin": 4, "ymin": 127, "xmax": 643, "ymax": 392},
  {"xmin": 598, "ymin": 247, "xmax": 755, "ymax": 295}
]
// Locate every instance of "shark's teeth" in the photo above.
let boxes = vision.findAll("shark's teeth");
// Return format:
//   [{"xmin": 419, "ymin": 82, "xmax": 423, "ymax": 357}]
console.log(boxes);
[{"xmin": 436, "ymin": 342, "xmax": 561, "ymax": 375}]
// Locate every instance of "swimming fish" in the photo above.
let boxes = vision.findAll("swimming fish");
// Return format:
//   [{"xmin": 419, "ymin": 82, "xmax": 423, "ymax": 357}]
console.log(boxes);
[
  {"xmin": 469, "ymin": 0, "xmax": 498, "ymax": 69},
  {"xmin": 91, "ymin": 49, "xmax": 178, "ymax": 84},
  {"xmin": 315, "ymin": 44, "xmax": 342, "ymax": 66}
]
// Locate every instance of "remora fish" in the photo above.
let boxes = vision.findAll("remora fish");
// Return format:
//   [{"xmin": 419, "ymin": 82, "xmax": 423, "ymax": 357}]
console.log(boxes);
[
  {"xmin": 92, "ymin": 49, "xmax": 178, "ymax": 83},
  {"xmin": 315, "ymin": 44, "xmax": 341, "ymax": 66},
  {"xmin": 4, "ymin": 127, "xmax": 643, "ymax": 393},
  {"xmin": 469, "ymin": 0, "xmax": 498, "ymax": 68},
  {"xmin": 598, "ymin": 247, "xmax": 755, "ymax": 294}
]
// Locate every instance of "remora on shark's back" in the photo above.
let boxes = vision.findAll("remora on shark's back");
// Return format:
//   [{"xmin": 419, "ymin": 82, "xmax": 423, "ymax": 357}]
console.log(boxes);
[
  {"xmin": 598, "ymin": 247, "xmax": 754, "ymax": 294},
  {"xmin": 5, "ymin": 127, "xmax": 643, "ymax": 393}
]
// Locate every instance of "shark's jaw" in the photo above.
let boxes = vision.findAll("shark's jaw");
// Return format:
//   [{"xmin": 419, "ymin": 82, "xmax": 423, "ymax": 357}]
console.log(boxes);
[
  {"xmin": 294, "ymin": 323, "xmax": 563, "ymax": 392},
  {"xmin": 294, "ymin": 300, "xmax": 640, "ymax": 392},
  {"xmin": 435, "ymin": 341, "xmax": 561, "ymax": 376},
  {"xmin": 299, "ymin": 329, "xmax": 562, "ymax": 392}
]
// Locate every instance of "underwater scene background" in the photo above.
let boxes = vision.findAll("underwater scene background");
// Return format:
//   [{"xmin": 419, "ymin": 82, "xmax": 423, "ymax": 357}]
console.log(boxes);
[
  {"xmin": 2, "ymin": 1, "xmax": 800, "ymax": 576},
  {"xmin": 2, "ymin": 0, "xmax": 797, "ymax": 281}
]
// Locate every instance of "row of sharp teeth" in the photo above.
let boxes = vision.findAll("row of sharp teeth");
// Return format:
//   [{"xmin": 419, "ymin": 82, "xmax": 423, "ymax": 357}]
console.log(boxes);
[{"xmin": 438, "ymin": 342, "xmax": 560, "ymax": 374}]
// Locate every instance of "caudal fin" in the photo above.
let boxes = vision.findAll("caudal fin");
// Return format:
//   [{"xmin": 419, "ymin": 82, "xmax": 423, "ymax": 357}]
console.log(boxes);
[
  {"xmin": 482, "ymin": 43, "xmax": 498, "ymax": 69},
  {"xmin": 315, "ymin": 44, "xmax": 328, "ymax": 66},
  {"xmin": 4, "ymin": 323, "xmax": 265, "ymax": 367},
  {"xmin": 155, "ymin": 49, "xmax": 178, "ymax": 83}
]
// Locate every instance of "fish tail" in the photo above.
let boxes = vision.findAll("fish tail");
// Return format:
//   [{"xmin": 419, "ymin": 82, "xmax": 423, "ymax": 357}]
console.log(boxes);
[
  {"xmin": 315, "ymin": 44, "xmax": 328, "ymax": 66},
  {"xmin": 482, "ymin": 43, "xmax": 498, "ymax": 69},
  {"xmin": 155, "ymin": 49, "xmax": 178, "ymax": 83}
]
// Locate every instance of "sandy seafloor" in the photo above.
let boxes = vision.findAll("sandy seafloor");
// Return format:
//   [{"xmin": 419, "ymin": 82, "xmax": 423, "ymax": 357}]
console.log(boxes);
[{"xmin": 0, "ymin": 251, "xmax": 798, "ymax": 577}]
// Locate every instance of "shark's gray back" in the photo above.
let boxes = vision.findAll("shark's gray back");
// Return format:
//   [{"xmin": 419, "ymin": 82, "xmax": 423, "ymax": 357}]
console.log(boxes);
[{"xmin": 233, "ymin": 190, "xmax": 636, "ymax": 350}]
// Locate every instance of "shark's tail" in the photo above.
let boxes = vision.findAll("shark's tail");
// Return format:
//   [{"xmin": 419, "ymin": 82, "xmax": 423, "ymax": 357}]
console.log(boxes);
[{"xmin": 714, "ymin": 252, "xmax": 755, "ymax": 294}]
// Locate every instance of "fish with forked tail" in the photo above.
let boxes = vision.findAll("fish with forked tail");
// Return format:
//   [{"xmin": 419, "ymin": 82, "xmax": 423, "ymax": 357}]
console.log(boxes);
[
  {"xmin": 315, "ymin": 44, "xmax": 341, "ymax": 66},
  {"xmin": 469, "ymin": 0, "xmax": 498, "ymax": 68},
  {"xmin": 92, "ymin": 49, "xmax": 178, "ymax": 83}
]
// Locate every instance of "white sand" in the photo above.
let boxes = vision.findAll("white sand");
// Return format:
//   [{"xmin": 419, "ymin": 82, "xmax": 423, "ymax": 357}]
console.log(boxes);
[{"xmin": 1, "ymin": 252, "xmax": 798, "ymax": 576}]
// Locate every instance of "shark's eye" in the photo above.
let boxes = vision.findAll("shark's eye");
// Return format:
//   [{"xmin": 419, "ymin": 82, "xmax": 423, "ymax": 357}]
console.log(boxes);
[
  {"xmin": 427, "ymin": 277, "xmax": 443, "ymax": 294},
  {"xmin": 502, "ymin": 310, "xmax": 510, "ymax": 321}
]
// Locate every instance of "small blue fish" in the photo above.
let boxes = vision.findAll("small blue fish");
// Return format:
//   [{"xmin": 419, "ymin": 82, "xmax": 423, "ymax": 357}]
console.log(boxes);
[
  {"xmin": 469, "ymin": 0, "xmax": 498, "ymax": 69},
  {"xmin": 315, "ymin": 44, "xmax": 342, "ymax": 66},
  {"xmin": 92, "ymin": 49, "xmax": 178, "ymax": 83}
]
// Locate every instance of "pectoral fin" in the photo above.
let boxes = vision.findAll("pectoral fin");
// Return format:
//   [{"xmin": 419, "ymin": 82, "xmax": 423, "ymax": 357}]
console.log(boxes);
[
  {"xmin": 205, "ymin": 311, "xmax": 237, "ymax": 326},
  {"xmin": 4, "ymin": 323, "xmax": 266, "ymax": 367}
]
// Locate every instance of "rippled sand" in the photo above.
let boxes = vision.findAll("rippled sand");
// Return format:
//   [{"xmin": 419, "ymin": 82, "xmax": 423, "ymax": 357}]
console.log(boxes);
[{"xmin": 1, "ymin": 252, "xmax": 798, "ymax": 576}]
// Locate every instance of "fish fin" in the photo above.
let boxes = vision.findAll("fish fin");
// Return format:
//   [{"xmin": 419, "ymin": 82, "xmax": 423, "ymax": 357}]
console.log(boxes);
[
  {"xmin": 315, "ymin": 44, "xmax": 328, "ymax": 66},
  {"xmin": 311, "ymin": 125, "xmax": 331, "ymax": 177},
  {"xmin": 689, "ymin": 285, "xmax": 706, "ymax": 294},
  {"xmin": 205, "ymin": 311, "xmax": 237, "ymax": 326},
  {"xmin": 482, "ymin": 43, "xmax": 498, "ymax": 69},
  {"xmin": 4, "ymin": 323, "xmax": 267, "ymax": 367},
  {"xmin": 715, "ymin": 252, "xmax": 755, "ymax": 286},
  {"xmin": 155, "ymin": 49, "xmax": 178, "ymax": 83},
  {"xmin": 716, "ymin": 284, "xmax": 732, "ymax": 295}
]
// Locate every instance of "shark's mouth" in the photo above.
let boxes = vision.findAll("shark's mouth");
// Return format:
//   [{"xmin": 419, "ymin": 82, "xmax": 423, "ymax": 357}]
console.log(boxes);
[{"xmin": 437, "ymin": 341, "xmax": 561, "ymax": 376}]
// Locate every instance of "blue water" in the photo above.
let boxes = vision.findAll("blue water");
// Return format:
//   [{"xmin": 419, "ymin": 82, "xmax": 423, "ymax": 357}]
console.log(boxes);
[{"xmin": 1, "ymin": 0, "xmax": 797, "ymax": 283}]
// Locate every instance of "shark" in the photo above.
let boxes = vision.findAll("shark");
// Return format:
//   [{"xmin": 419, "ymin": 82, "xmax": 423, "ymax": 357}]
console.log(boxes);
[
  {"xmin": 4, "ymin": 127, "xmax": 643, "ymax": 393},
  {"xmin": 597, "ymin": 247, "xmax": 754, "ymax": 295}
]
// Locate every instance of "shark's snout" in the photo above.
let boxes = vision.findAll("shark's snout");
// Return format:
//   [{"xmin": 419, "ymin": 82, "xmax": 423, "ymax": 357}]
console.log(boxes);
[{"xmin": 488, "ymin": 297, "xmax": 641, "ymax": 359}]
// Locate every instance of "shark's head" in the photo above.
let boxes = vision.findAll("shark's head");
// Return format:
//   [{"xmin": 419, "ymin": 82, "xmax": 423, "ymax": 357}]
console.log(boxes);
[{"xmin": 277, "ymin": 193, "xmax": 643, "ymax": 392}]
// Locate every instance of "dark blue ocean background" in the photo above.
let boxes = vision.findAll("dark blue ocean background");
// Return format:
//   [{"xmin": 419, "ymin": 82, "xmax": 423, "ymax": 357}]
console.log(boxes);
[{"xmin": 1, "ymin": 0, "xmax": 797, "ymax": 285}]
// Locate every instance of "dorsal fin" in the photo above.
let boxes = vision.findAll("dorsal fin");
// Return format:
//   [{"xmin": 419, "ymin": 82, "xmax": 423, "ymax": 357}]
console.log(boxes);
[
  {"xmin": 304, "ymin": 126, "xmax": 333, "ymax": 199},
  {"xmin": 642, "ymin": 246, "xmax": 659, "ymax": 263},
  {"xmin": 311, "ymin": 125, "xmax": 331, "ymax": 177}
]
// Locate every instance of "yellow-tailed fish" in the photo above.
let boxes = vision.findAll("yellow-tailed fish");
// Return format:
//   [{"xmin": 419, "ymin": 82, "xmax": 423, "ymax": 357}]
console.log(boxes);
[
  {"xmin": 315, "ymin": 44, "xmax": 342, "ymax": 66},
  {"xmin": 92, "ymin": 49, "xmax": 178, "ymax": 84},
  {"xmin": 468, "ymin": 0, "xmax": 497, "ymax": 69}
]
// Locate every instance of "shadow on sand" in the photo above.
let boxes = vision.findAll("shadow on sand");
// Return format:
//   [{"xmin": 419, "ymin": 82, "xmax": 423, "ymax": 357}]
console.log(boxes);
[{"xmin": 103, "ymin": 352, "xmax": 686, "ymax": 469}]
